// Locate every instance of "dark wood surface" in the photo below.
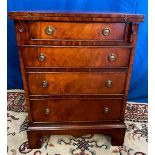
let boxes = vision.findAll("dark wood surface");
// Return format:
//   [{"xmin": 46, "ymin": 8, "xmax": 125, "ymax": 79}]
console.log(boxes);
[
  {"xmin": 23, "ymin": 47, "xmax": 131, "ymax": 68},
  {"xmin": 27, "ymin": 72, "xmax": 126, "ymax": 94},
  {"xmin": 30, "ymin": 22, "xmax": 125, "ymax": 40},
  {"xmin": 27, "ymin": 123, "xmax": 126, "ymax": 148},
  {"xmin": 9, "ymin": 11, "xmax": 144, "ymax": 148},
  {"xmin": 31, "ymin": 98, "xmax": 122, "ymax": 123},
  {"xmin": 9, "ymin": 11, "xmax": 144, "ymax": 22}
]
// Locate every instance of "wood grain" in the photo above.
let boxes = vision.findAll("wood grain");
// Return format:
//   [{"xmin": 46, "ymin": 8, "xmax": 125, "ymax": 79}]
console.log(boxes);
[
  {"xmin": 27, "ymin": 123, "xmax": 126, "ymax": 148},
  {"xmin": 9, "ymin": 11, "xmax": 144, "ymax": 148},
  {"xmin": 27, "ymin": 72, "xmax": 126, "ymax": 95},
  {"xmin": 9, "ymin": 11, "xmax": 144, "ymax": 23},
  {"xmin": 30, "ymin": 22, "xmax": 125, "ymax": 41},
  {"xmin": 31, "ymin": 98, "xmax": 122, "ymax": 123},
  {"xmin": 23, "ymin": 47, "xmax": 131, "ymax": 68}
]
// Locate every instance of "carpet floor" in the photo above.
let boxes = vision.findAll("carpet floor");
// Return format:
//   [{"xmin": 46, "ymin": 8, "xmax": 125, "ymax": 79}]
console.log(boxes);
[{"xmin": 7, "ymin": 90, "xmax": 148, "ymax": 155}]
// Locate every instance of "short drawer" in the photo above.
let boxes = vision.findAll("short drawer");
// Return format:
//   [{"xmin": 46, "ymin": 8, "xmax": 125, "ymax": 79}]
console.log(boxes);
[
  {"xmin": 23, "ymin": 47, "xmax": 130, "ymax": 68},
  {"xmin": 27, "ymin": 72, "xmax": 126, "ymax": 95},
  {"xmin": 30, "ymin": 22, "xmax": 125, "ymax": 41},
  {"xmin": 30, "ymin": 98, "xmax": 122, "ymax": 123}
]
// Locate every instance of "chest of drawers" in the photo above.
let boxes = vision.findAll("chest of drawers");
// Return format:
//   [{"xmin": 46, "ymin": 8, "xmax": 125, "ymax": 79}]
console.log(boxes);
[{"xmin": 9, "ymin": 11, "xmax": 144, "ymax": 148}]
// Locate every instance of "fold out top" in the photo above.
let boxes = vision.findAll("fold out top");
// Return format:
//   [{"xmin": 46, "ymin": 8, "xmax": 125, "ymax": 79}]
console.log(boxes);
[{"xmin": 9, "ymin": 11, "xmax": 144, "ymax": 22}]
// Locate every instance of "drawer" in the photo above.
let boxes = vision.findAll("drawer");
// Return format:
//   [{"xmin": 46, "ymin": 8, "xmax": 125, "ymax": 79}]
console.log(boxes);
[
  {"xmin": 30, "ymin": 22, "xmax": 125, "ymax": 41},
  {"xmin": 23, "ymin": 47, "xmax": 130, "ymax": 68},
  {"xmin": 30, "ymin": 98, "xmax": 122, "ymax": 123},
  {"xmin": 27, "ymin": 72, "xmax": 126, "ymax": 95}
]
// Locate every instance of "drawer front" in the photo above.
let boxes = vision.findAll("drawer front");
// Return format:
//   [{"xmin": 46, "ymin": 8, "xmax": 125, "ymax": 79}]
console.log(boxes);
[
  {"xmin": 27, "ymin": 72, "xmax": 126, "ymax": 95},
  {"xmin": 23, "ymin": 47, "xmax": 130, "ymax": 68},
  {"xmin": 31, "ymin": 98, "xmax": 122, "ymax": 123},
  {"xmin": 30, "ymin": 22, "xmax": 125, "ymax": 41}
]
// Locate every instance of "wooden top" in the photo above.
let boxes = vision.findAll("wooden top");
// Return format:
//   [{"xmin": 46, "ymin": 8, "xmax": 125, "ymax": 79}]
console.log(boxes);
[{"xmin": 9, "ymin": 11, "xmax": 144, "ymax": 22}]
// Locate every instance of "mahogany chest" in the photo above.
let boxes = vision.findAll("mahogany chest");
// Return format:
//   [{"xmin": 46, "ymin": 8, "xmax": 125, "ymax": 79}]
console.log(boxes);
[{"xmin": 9, "ymin": 11, "xmax": 144, "ymax": 148}]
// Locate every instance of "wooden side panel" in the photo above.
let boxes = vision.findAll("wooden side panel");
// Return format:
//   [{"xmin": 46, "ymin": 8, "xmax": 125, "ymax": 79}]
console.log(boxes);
[
  {"xmin": 14, "ymin": 21, "xmax": 33, "ymax": 123},
  {"xmin": 120, "ymin": 24, "xmax": 140, "ymax": 121}
]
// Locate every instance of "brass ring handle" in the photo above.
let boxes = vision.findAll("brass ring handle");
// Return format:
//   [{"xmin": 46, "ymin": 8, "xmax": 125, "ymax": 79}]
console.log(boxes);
[
  {"xmin": 18, "ymin": 27, "xmax": 24, "ymax": 33},
  {"xmin": 45, "ymin": 26, "xmax": 54, "ymax": 35},
  {"xmin": 108, "ymin": 53, "xmax": 117, "ymax": 62},
  {"xmin": 41, "ymin": 81, "xmax": 48, "ymax": 88},
  {"xmin": 38, "ymin": 53, "xmax": 46, "ymax": 62},
  {"xmin": 105, "ymin": 80, "xmax": 113, "ymax": 88},
  {"xmin": 104, "ymin": 107, "xmax": 110, "ymax": 113},
  {"xmin": 44, "ymin": 108, "xmax": 50, "ymax": 115},
  {"xmin": 102, "ymin": 27, "xmax": 110, "ymax": 36}
]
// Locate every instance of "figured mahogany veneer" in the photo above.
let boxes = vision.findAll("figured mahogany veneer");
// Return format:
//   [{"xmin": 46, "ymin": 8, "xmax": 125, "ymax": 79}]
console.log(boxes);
[
  {"xmin": 27, "ymin": 72, "xmax": 126, "ymax": 95},
  {"xmin": 31, "ymin": 98, "xmax": 122, "ymax": 123},
  {"xmin": 23, "ymin": 47, "xmax": 131, "ymax": 68},
  {"xmin": 30, "ymin": 22, "xmax": 125, "ymax": 41},
  {"xmin": 9, "ymin": 11, "xmax": 144, "ymax": 148}
]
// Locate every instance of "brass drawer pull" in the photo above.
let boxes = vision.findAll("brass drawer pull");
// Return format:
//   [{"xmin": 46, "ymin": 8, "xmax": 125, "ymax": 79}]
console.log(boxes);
[
  {"xmin": 18, "ymin": 27, "xmax": 24, "ymax": 33},
  {"xmin": 44, "ymin": 108, "xmax": 50, "ymax": 115},
  {"xmin": 38, "ymin": 53, "xmax": 46, "ymax": 62},
  {"xmin": 105, "ymin": 80, "xmax": 113, "ymax": 88},
  {"xmin": 104, "ymin": 107, "xmax": 110, "ymax": 113},
  {"xmin": 41, "ymin": 81, "xmax": 48, "ymax": 88},
  {"xmin": 102, "ymin": 27, "xmax": 110, "ymax": 36},
  {"xmin": 45, "ymin": 26, "xmax": 54, "ymax": 35},
  {"xmin": 108, "ymin": 53, "xmax": 117, "ymax": 62}
]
